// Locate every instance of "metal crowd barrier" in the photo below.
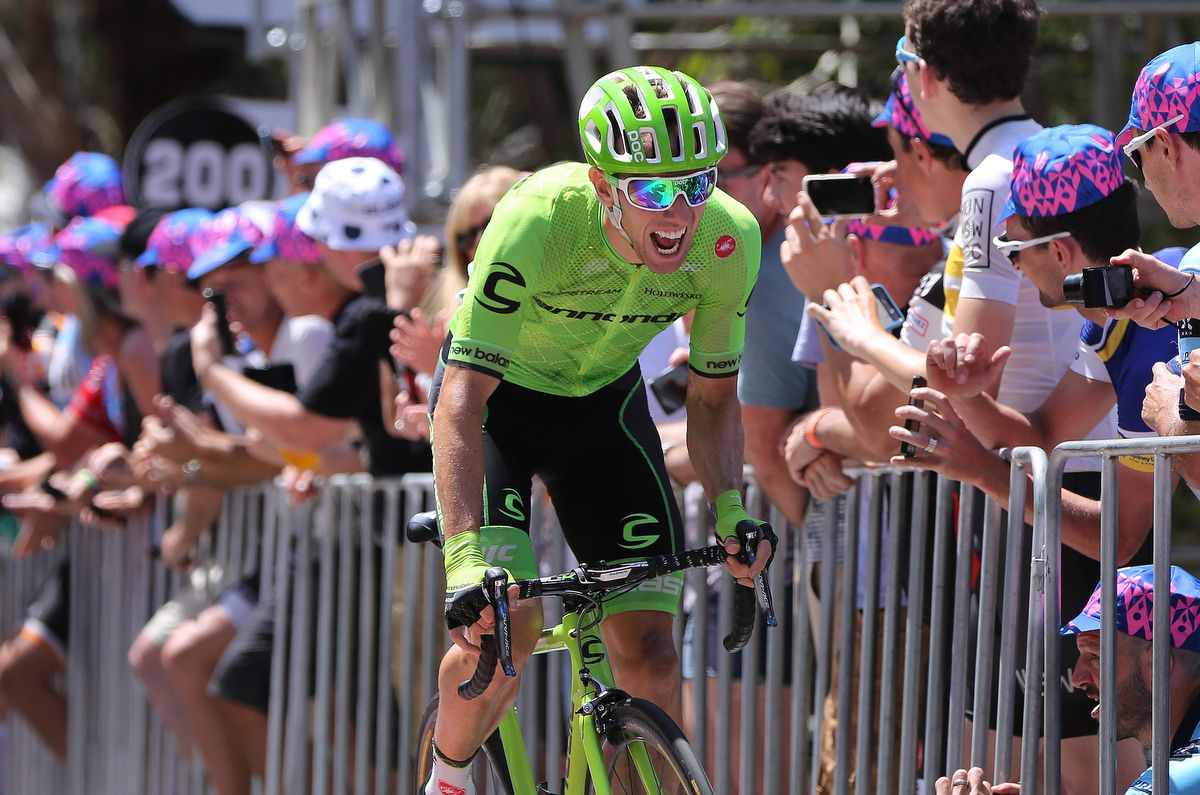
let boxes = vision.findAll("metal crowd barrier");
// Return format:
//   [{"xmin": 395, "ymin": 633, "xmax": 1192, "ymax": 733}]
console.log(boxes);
[{"xmin": 1, "ymin": 439, "xmax": 1197, "ymax": 794}]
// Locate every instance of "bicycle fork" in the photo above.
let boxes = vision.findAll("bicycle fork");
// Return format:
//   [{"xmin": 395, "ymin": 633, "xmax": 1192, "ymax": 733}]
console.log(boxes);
[{"xmin": 495, "ymin": 612, "xmax": 666, "ymax": 795}]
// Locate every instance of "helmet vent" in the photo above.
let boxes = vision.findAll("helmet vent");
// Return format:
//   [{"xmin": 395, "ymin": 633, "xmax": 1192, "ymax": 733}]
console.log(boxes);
[
  {"xmin": 692, "ymin": 123, "xmax": 706, "ymax": 160},
  {"xmin": 607, "ymin": 108, "xmax": 627, "ymax": 155},
  {"xmin": 662, "ymin": 106, "xmax": 683, "ymax": 160},
  {"xmin": 682, "ymin": 80, "xmax": 702, "ymax": 115}
]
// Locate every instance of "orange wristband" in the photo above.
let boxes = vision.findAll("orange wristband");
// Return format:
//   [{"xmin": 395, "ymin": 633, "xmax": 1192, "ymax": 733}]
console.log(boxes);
[{"xmin": 804, "ymin": 408, "xmax": 834, "ymax": 450}]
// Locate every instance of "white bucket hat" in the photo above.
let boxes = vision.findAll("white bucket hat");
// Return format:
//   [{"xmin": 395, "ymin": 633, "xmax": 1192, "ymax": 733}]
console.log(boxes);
[{"xmin": 297, "ymin": 157, "xmax": 415, "ymax": 252}]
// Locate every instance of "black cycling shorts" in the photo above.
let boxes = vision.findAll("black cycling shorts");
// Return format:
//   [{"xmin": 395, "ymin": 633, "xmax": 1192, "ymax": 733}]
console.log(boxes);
[
  {"xmin": 432, "ymin": 358, "xmax": 686, "ymax": 615},
  {"xmin": 21, "ymin": 559, "xmax": 70, "ymax": 664}
]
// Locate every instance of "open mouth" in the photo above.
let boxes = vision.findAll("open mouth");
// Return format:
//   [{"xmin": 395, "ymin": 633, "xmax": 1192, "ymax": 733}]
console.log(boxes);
[{"xmin": 650, "ymin": 228, "xmax": 685, "ymax": 256}]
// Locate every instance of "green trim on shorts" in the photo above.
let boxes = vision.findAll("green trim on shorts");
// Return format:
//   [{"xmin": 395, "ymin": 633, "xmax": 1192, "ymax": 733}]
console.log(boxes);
[{"xmin": 606, "ymin": 376, "xmax": 682, "ymax": 616}]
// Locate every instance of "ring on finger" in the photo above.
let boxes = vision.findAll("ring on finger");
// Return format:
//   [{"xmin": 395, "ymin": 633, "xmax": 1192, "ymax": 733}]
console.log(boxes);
[
  {"xmin": 952, "ymin": 780, "xmax": 969, "ymax": 789},
  {"xmin": 924, "ymin": 437, "xmax": 939, "ymax": 453}
]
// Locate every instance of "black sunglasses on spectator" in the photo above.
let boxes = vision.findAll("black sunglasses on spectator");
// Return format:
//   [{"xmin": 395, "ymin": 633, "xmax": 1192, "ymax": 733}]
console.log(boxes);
[{"xmin": 456, "ymin": 217, "xmax": 492, "ymax": 253}]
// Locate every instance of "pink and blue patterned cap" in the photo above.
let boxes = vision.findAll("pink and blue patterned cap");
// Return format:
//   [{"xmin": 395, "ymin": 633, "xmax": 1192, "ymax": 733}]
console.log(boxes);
[
  {"xmin": 0, "ymin": 223, "xmax": 53, "ymax": 272},
  {"xmin": 998, "ymin": 124, "xmax": 1125, "ymax": 224},
  {"xmin": 1061, "ymin": 564, "xmax": 1200, "ymax": 653},
  {"xmin": 137, "ymin": 208, "xmax": 214, "ymax": 273},
  {"xmin": 293, "ymin": 118, "xmax": 405, "ymax": 176},
  {"xmin": 43, "ymin": 152, "xmax": 126, "ymax": 223},
  {"xmin": 845, "ymin": 218, "xmax": 939, "ymax": 247},
  {"xmin": 1115, "ymin": 41, "xmax": 1200, "ymax": 149},
  {"xmin": 250, "ymin": 193, "xmax": 321, "ymax": 265},
  {"xmin": 873, "ymin": 73, "xmax": 955, "ymax": 148},
  {"xmin": 37, "ymin": 215, "xmax": 127, "ymax": 290},
  {"xmin": 187, "ymin": 207, "xmax": 268, "ymax": 281}
]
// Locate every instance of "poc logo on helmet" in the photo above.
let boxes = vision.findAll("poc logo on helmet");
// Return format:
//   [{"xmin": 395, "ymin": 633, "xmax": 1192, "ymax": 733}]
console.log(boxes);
[{"xmin": 626, "ymin": 130, "xmax": 646, "ymax": 163}]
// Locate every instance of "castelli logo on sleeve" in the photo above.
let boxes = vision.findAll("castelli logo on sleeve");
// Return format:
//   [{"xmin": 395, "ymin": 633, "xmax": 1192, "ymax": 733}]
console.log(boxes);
[{"xmin": 715, "ymin": 235, "xmax": 736, "ymax": 258}]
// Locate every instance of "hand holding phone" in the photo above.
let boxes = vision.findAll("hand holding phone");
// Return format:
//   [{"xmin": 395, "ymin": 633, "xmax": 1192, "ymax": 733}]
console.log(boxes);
[
  {"xmin": 899, "ymin": 376, "xmax": 928, "ymax": 458},
  {"xmin": 202, "ymin": 287, "xmax": 236, "ymax": 357},
  {"xmin": 648, "ymin": 362, "xmax": 689, "ymax": 415}
]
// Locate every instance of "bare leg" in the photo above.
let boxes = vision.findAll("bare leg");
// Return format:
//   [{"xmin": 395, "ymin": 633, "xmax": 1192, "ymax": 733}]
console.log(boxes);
[
  {"xmin": 161, "ymin": 607, "xmax": 242, "ymax": 795},
  {"xmin": 602, "ymin": 611, "xmax": 682, "ymax": 722},
  {"xmin": 432, "ymin": 599, "xmax": 544, "ymax": 760},
  {"xmin": 0, "ymin": 634, "xmax": 67, "ymax": 760},
  {"xmin": 129, "ymin": 630, "xmax": 195, "ymax": 752},
  {"xmin": 214, "ymin": 698, "xmax": 269, "ymax": 779}
]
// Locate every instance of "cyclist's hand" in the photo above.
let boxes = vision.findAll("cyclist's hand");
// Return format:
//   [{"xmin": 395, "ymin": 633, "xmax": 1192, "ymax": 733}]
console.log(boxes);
[{"xmin": 713, "ymin": 490, "xmax": 776, "ymax": 587}]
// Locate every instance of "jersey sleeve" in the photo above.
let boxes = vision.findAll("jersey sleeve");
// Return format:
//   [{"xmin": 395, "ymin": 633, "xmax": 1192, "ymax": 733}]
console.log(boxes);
[
  {"xmin": 955, "ymin": 156, "xmax": 1024, "ymax": 307},
  {"xmin": 1069, "ymin": 319, "xmax": 1114, "ymax": 384},
  {"xmin": 445, "ymin": 186, "xmax": 547, "ymax": 380},
  {"xmin": 689, "ymin": 215, "xmax": 760, "ymax": 378}
]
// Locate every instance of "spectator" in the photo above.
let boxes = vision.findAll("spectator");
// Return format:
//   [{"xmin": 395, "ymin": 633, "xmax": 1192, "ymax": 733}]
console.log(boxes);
[
  {"xmin": 791, "ymin": 73, "xmax": 966, "ymax": 466},
  {"xmin": 292, "ymin": 117, "xmax": 406, "ymax": 177},
  {"xmin": 1098, "ymin": 43, "xmax": 1200, "ymax": 488},
  {"xmin": 437, "ymin": 165, "xmax": 525, "ymax": 314},
  {"xmin": 746, "ymin": 82, "xmax": 891, "ymax": 509},
  {"xmin": 40, "ymin": 152, "xmax": 126, "ymax": 230},
  {"xmin": 939, "ymin": 564, "xmax": 1200, "ymax": 794},
  {"xmin": 193, "ymin": 157, "xmax": 431, "ymax": 477},
  {"xmin": 900, "ymin": 125, "xmax": 1178, "ymax": 565}
]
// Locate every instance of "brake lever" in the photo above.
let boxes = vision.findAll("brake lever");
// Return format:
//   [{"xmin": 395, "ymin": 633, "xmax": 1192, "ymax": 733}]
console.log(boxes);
[
  {"xmin": 734, "ymin": 520, "xmax": 778, "ymax": 629},
  {"xmin": 484, "ymin": 567, "xmax": 516, "ymax": 677}
]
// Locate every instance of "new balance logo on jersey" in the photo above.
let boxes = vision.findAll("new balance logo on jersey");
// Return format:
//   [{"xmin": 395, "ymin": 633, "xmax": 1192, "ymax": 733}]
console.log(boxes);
[
  {"xmin": 678, "ymin": 262, "xmax": 704, "ymax": 273},
  {"xmin": 584, "ymin": 261, "xmax": 607, "ymax": 273},
  {"xmin": 448, "ymin": 343, "xmax": 510, "ymax": 370}
]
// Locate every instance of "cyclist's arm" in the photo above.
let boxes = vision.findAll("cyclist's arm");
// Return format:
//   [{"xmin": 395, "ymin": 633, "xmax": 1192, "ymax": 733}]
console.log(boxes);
[
  {"xmin": 431, "ymin": 366, "xmax": 498, "ymax": 540},
  {"xmin": 687, "ymin": 371, "xmax": 744, "ymax": 499}
]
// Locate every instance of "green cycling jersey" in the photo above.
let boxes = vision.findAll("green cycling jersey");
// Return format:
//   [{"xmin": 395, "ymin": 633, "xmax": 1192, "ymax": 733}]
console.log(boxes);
[{"xmin": 446, "ymin": 162, "xmax": 761, "ymax": 396}]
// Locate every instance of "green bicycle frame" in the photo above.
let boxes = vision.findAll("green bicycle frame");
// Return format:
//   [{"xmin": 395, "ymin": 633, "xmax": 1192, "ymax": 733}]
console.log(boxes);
[{"xmin": 493, "ymin": 610, "xmax": 666, "ymax": 795}]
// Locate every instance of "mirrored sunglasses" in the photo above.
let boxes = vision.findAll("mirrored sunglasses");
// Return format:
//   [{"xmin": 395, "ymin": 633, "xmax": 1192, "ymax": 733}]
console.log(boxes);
[{"xmin": 609, "ymin": 168, "xmax": 718, "ymax": 212}]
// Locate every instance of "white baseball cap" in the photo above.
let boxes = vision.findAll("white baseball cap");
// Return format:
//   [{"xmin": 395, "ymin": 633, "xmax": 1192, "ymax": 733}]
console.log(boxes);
[{"xmin": 297, "ymin": 157, "xmax": 415, "ymax": 252}]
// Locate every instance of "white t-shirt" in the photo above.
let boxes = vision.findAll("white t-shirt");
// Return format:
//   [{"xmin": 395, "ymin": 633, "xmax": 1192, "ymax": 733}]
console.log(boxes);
[
  {"xmin": 269, "ymin": 314, "xmax": 335, "ymax": 390},
  {"xmin": 206, "ymin": 314, "xmax": 335, "ymax": 435},
  {"xmin": 941, "ymin": 118, "xmax": 1115, "ymax": 453}
]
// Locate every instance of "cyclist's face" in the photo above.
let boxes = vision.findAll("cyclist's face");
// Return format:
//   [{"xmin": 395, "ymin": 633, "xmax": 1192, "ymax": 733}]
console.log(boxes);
[{"xmin": 593, "ymin": 169, "xmax": 707, "ymax": 274}]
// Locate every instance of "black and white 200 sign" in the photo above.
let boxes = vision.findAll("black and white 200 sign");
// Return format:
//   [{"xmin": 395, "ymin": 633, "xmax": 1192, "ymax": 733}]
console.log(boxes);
[{"xmin": 123, "ymin": 97, "xmax": 273, "ymax": 211}]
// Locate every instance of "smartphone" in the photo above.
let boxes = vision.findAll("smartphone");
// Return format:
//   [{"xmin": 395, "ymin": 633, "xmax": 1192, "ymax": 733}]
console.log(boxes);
[
  {"xmin": 202, "ymin": 287, "xmax": 236, "ymax": 356},
  {"xmin": 357, "ymin": 258, "xmax": 386, "ymax": 300},
  {"xmin": 870, "ymin": 283, "xmax": 905, "ymax": 333},
  {"xmin": 899, "ymin": 375, "xmax": 928, "ymax": 458},
  {"xmin": 648, "ymin": 362, "xmax": 689, "ymax": 415},
  {"xmin": 802, "ymin": 174, "xmax": 875, "ymax": 218},
  {"xmin": 818, "ymin": 283, "xmax": 905, "ymax": 351}
]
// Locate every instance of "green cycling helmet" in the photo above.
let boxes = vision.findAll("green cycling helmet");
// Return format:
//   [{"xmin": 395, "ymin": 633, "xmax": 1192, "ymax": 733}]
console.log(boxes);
[{"xmin": 578, "ymin": 66, "xmax": 728, "ymax": 176}]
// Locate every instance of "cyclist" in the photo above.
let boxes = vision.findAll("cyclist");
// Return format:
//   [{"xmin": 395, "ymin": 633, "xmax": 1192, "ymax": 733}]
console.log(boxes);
[{"xmin": 425, "ymin": 66, "xmax": 772, "ymax": 795}]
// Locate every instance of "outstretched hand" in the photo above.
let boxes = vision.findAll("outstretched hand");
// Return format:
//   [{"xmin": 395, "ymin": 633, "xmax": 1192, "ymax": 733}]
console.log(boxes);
[{"xmin": 925, "ymin": 333, "xmax": 1011, "ymax": 399}]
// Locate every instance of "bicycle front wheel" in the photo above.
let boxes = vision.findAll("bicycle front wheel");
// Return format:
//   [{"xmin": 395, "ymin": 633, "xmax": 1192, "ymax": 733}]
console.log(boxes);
[
  {"xmin": 585, "ymin": 698, "xmax": 714, "ymax": 795},
  {"xmin": 414, "ymin": 695, "xmax": 516, "ymax": 795}
]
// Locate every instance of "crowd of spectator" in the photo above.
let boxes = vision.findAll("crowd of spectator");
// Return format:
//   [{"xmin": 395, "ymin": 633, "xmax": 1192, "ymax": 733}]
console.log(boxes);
[{"xmin": 0, "ymin": 0, "xmax": 1199, "ymax": 792}]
